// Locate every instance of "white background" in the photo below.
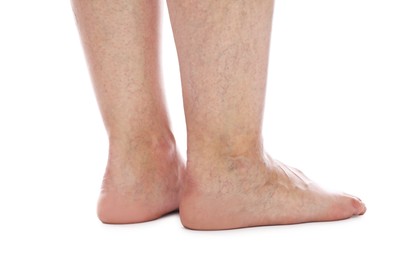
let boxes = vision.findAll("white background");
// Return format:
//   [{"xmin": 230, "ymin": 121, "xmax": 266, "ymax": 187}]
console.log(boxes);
[{"xmin": 1, "ymin": 1, "xmax": 413, "ymax": 259}]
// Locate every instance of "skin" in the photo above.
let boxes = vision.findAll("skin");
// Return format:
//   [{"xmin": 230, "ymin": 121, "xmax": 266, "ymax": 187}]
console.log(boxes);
[
  {"xmin": 72, "ymin": 0, "xmax": 366, "ymax": 230},
  {"xmin": 71, "ymin": 0, "xmax": 183, "ymax": 223}
]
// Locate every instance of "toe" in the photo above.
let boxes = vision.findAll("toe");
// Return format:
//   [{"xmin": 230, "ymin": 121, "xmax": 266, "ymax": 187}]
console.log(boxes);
[
  {"xmin": 327, "ymin": 194, "xmax": 366, "ymax": 221},
  {"xmin": 351, "ymin": 197, "xmax": 367, "ymax": 215}
]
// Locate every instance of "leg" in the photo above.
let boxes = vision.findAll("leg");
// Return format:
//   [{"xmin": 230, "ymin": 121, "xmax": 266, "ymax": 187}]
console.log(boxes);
[
  {"xmin": 72, "ymin": 0, "xmax": 183, "ymax": 223},
  {"xmin": 167, "ymin": 0, "xmax": 366, "ymax": 230}
]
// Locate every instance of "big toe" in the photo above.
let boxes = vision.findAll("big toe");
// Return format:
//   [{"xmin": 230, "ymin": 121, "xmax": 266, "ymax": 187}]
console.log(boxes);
[
  {"xmin": 327, "ymin": 194, "xmax": 366, "ymax": 221},
  {"xmin": 341, "ymin": 194, "xmax": 366, "ymax": 217},
  {"xmin": 350, "ymin": 196, "xmax": 367, "ymax": 216}
]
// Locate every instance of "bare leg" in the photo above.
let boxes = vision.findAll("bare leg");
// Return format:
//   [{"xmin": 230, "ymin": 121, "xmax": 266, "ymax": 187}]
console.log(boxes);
[
  {"xmin": 167, "ymin": 0, "xmax": 366, "ymax": 230},
  {"xmin": 72, "ymin": 0, "xmax": 183, "ymax": 224}
]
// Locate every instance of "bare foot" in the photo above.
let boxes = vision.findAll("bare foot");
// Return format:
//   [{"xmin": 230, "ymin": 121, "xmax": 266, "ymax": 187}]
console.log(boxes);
[
  {"xmin": 180, "ymin": 151, "xmax": 366, "ymax": 230},
  {"xmin": 97, "ymin": 135, "xmax": 184, "ymax": 224}
]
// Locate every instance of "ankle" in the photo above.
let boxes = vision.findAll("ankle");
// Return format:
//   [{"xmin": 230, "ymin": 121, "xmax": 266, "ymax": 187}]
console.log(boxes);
[
  {"xmin": 184, "ymin": 138, "xmax": 266, "ymax": 195},
  {"xmin": 108, "ymin": 130, "xmax": 178, "ymax": 163},
  {"xmin": 187, "ymin": 134, "xmax": 263, "ymax": 163}
]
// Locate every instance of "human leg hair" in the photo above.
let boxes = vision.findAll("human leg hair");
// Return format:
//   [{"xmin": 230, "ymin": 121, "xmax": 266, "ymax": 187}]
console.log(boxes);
[{"xmin": 167, "ymin": 0, "xmax": 365, "ymax": 230}]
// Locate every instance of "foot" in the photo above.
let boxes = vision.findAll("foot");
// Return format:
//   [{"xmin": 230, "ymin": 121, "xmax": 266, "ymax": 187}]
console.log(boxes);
[
  {"xmin": 97, "ymin": 134, "xmax": 184, "ymax": 224},
  {"xmin": 180, "ymin": 150, "xmax": 366, "ymax": 230}
]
